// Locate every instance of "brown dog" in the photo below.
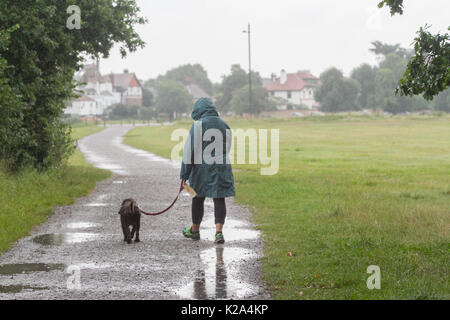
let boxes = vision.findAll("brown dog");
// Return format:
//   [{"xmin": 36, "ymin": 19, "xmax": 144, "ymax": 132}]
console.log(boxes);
[{"xmin": 118, "ymin": 198, "xmax": 141, "ymax": 244}]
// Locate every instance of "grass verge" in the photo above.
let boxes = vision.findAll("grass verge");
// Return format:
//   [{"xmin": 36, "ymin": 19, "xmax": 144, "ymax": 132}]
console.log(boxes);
[
  {"xmin": 0, "ymin": 124, "xmax": 111, "ymax": 254},
  {"xmin": 124, "ymin": 115, "xmax": 450, "ymax": 299}
]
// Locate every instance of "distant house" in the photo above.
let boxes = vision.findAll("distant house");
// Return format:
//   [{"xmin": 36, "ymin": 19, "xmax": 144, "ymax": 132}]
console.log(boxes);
[
  {"xmin": 264, "ymin": 70, "xmax": 320, "ymax": 110},
  {"xmin": 66, "ymin": 63, "xmax": 142, "ymax": 116},
  {"xmin": 65, "ymin": 94, "xmax": 98, "ymax": 116},
  {"xmin": 109, "ymin": 70, "xmax": 143, "ymax": 107},
  {"xmin": 185, "ymin": 77, "xmax": 211, "ymax": 102}
]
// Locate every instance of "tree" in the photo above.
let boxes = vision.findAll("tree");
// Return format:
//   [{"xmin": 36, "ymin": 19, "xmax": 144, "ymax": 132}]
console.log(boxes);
[
  {"xmin": 378, "ymin": 0, "xmax": 404, "ymax": 15},
  {"xmin": 0, "ymin": 26, "xmax": 28, "ymax": 169},
  {"xmin": 351, "ymin": 63, "xmax": 377, "ymax": 108},
  {"xmin": 216, "ymin": 65, "xmax": 268, "ymax": 115},
  {"xmin": 397, "ymin": 26, "xmax": 450, "ymax": 100},
  {"xmin": 341, "ymin": 79, "xmax": 361, "ymax": 111},
  {"xmin": 371, "ymin": 68, "xmax": 405, "ymax": 113},
  {"xmin": 379, "ymin": 53, "xmax": 408, "ymax": 80},
  {"xmin": 433, "ymin": 89, "xmax": 450, "ymax": 112},
  {"xmin": 142, "ymin": 87, "xmax": 154, "ymax": 107},
  {"xmin": 216, "ymin": 64, "xmax": 270, "ymax": 114},
  {"xmin": 155, "ymin": 80, "xmax": 193, "ymax": 121},
  {"xmin": 158, "ymin": 64, "xmax": 213, "ymax": 95},
  {"xmin": 0, "ymin": 0, "xmax": 146, "ymax": 171},
  {"xmin": 375, "ymin": 69, "xmax": 397, "ymax": 101},
  {"xmin": 215, "ymin": 64, "xmax": 248, "ymax": 112},
  {"xmin": 140, "ymin": 107, "xmax": 156, "ymax": 120},
  {"xmin": 378, "ymin": 0, "xmax": 449, "ymax": 100},
  {"xmin": 108, "ymin": 103, "xmax": 139, "ymax": 119},
  {"xmin": 369, "ymin": 41, "xmax": 412, "ymax": 59},
  {"xmin": 229, "ymin": 84, "xmax": 269, "ymax": 115},
  {"xmin": 314, "ymin": 68, "xmax": 360, "ymax": 112},
  {"xmin": 369, "ymin": 53, "xmax": 430, "ymax": 113}
]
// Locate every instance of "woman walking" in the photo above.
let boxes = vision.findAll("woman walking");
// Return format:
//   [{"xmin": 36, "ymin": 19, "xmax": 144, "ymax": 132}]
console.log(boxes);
[{"xmin": 180, "ymin": 97, "xmax": 235, "ymax": 244}]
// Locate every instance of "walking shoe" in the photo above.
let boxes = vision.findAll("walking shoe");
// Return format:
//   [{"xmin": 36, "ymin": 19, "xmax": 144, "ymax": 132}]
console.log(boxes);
[
  {"xmin": 182, "ymin": 227, "xmax": 200, "ymax": 240},
  {"xmin": 214, "ymin": 232, "xmax": 225, "ymax": 244}
]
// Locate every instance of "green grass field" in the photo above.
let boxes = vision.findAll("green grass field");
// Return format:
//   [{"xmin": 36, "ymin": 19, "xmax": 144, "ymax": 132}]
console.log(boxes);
[
  {"xmin": 0, "ymin": 124, "xmax": 110, "ymax": 254},
  {"xmin": 124, "ymin": 115, "xmax": 450, "ymax": 300}
]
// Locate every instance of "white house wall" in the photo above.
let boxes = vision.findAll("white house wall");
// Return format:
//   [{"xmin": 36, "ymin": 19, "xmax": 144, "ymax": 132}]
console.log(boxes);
[
  {"xmin": 69, "ymin": 101, "xmax": 97, "ymax": 116},
  {"xmin": 126, "ymin": 86, "xmax": 142, "ymax": 97},
  {"xmin": 272, "ymin": 88, "xmax": 315, "ymax": 110},
  {"xmin": 100, "ymin": 82, "xmax": 112, "ymax": 93}
]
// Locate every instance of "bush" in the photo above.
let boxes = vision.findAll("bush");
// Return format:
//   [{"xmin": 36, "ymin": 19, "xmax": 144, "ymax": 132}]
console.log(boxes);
[{"xmin": 108, "ymin": 104, "xmax": 140, "ymax": 119}]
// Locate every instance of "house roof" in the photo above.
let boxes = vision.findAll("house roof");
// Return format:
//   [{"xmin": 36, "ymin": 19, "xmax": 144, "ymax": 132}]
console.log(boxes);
[
  {"xmin": 109, "ymin": 73, "xmax": 141, "ymax": 91},
  {"xmin": 75, "ymin": 64, "xmax": 141, "ymax": 93},
  {"xmin": 265, "ymin": 72, "xmax": 319, "ymax": 92},
  {"xmin": 186, "ymin": 83, "xmax": 210, "ymax": 100},
  {"xmin": 100, "ymin": 75, "xmax": 112, "ymax": 83},
  {"xmin": 78, "ymin": 64, "xmax": 102, "ymax": 83}
]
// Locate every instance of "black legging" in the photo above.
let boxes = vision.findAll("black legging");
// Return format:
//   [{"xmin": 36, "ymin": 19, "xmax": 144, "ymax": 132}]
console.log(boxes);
[{"xmin": 192, "ymin": 197, "xmax": 226, "ymax": 225}]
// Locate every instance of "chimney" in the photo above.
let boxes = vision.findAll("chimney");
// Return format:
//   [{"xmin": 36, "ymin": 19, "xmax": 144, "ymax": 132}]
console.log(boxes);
[
  {"xmin": 280, "ymin": 69, "xmax": 287, "ymax": 85},
  {"xmin": 124, "ymin": 69, "xmax": 129, "ymax": 74},
  {"xmin": 271, "ymin": 73, "xmax": 277, "ymax": 82}
]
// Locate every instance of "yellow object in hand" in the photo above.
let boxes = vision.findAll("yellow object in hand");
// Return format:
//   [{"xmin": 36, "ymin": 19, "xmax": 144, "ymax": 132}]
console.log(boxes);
[{"xmin": 183, "ymin": 182, "xmax": 197, "ymax": 198}]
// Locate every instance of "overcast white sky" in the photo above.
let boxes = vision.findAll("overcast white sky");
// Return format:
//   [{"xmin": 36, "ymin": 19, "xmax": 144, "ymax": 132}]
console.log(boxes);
[{"xmin": 98, "ymin": 0, "xmax": 449, "ymax": 83}]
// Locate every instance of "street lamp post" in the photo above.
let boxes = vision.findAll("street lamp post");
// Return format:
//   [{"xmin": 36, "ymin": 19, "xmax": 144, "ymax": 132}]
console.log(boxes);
[{"xmin": 243, "ymin": 23, "xmax": 252, "ymax": 114}]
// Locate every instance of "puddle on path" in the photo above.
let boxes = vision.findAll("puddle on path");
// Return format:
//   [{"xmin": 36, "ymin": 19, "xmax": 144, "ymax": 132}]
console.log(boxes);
[
  {"xmin": 71, "ymin": 262, "xmax": 112, "ymax": 270},
  {"xmin": 79, "ymin": 142, "xmax": 129, "ymax": 175},
  {"xmin": 0, "ymin": 285, "xmax": 49, "ymax": 294},
  {"xmin": 177, "ymin": 247, "xmax": 259, "ymax": 300},
  {"xmin": 32, "ymin": 233, "xmax": 101, "ymax": 246},
  {"xmin": 204, "ymin": 228, "xmax": 259, "ymax": 242},
  {"xmin": 66, "ymin": 222, "xmax": 101, "ymax": 230},
  {"xmin": 200, "ymin": 217, "xmax": 259, "ymax": 242},
  {"xmin": 0, "ymin": 263, "xmax": 65, "ymax": 275},
  {"xmin": 84, "ymin": 203, "xmax": 108, "ymax": 207},
  {"xmin": 112, "ymin": 136, "xmax": 180, "ymax": 169},
  {"xmin": 95, "ymin": 194, "xmax": 108, "ymax": 201}
]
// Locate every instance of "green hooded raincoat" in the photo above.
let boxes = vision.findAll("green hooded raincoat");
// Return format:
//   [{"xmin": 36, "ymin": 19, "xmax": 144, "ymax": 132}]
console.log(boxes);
[{"xmin": 180, "ymin": 98, "xmax": 235, "ymax": 198}]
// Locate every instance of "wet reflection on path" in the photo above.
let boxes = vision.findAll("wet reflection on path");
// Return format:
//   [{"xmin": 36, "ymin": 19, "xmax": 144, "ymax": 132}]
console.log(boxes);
[{"xmin": 177, "ymin": 247, "xmax": 258, "ymax": 300}]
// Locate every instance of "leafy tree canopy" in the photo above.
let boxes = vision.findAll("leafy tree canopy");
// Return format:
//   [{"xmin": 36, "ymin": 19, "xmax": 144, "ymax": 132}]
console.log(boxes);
[
  {"xmin": 368, "ymin": 54, "xmax": 430, "ymax": 114},
  {"xmin": 397, "ymin": 26, "xmax": 450, "ymax": 100},
  {"xmin": 379, "ymin": 53, "xmax": 408, "ymax": 80},
  {"xmin": 314, "ymin": 67, "xmax": 360, "ymax": 112},
  {"xmin": 378, "ymin": 0, "xmax": 449, "ymax": 100},
  {"xmin": 108, "ymin": 103, "xmax": 139, "ymax": 119},
  {"xmin": 0, "ymin": 0, "xmax": 146, "ymax": 171},
  {"xmin": 433, "ymin": 89, "xmax": 450, "ymax": 112},
  {"xmin": 157, "ymin": 64, "xmax": 213, "ymax": 95},
  {"xmin": 229, "ymin": 84, "xmax": 269, "ymax": 116},
  {"xmin": 378, "ymin": 0, "xmax": 404, "ymax": 15},
  {"xmin": 142, "ymin": 87, "xmax": 154, "ymax": 107},
  {"xmin": 351, "ymin": 63, "xmax": 377, "ymax": 109},
  {"xmin": 216, "ymin": 64, "xmax": 266, "ymax": 114},
  {"xmin": 215, "ymin": 64, "xmax": 248, "ymax": 112},
  {"xmin": 155, "ymin": 80, "xmax": 193, "ymax": 121},
  {"xmin": 369, "ymin": 41, "xmax": 412, "ymax": 59}
]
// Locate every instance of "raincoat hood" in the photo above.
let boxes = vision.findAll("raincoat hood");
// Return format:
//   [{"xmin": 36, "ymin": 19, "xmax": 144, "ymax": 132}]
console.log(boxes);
[{"xmin": 191, "ymin": 97, "xmax": 218, "ymax": 120}]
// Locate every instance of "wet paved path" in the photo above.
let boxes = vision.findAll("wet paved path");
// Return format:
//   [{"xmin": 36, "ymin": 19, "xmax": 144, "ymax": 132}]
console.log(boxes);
[{"xmin": 0, "ymin": 125, "xmax": 269, "ymax": 299}]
